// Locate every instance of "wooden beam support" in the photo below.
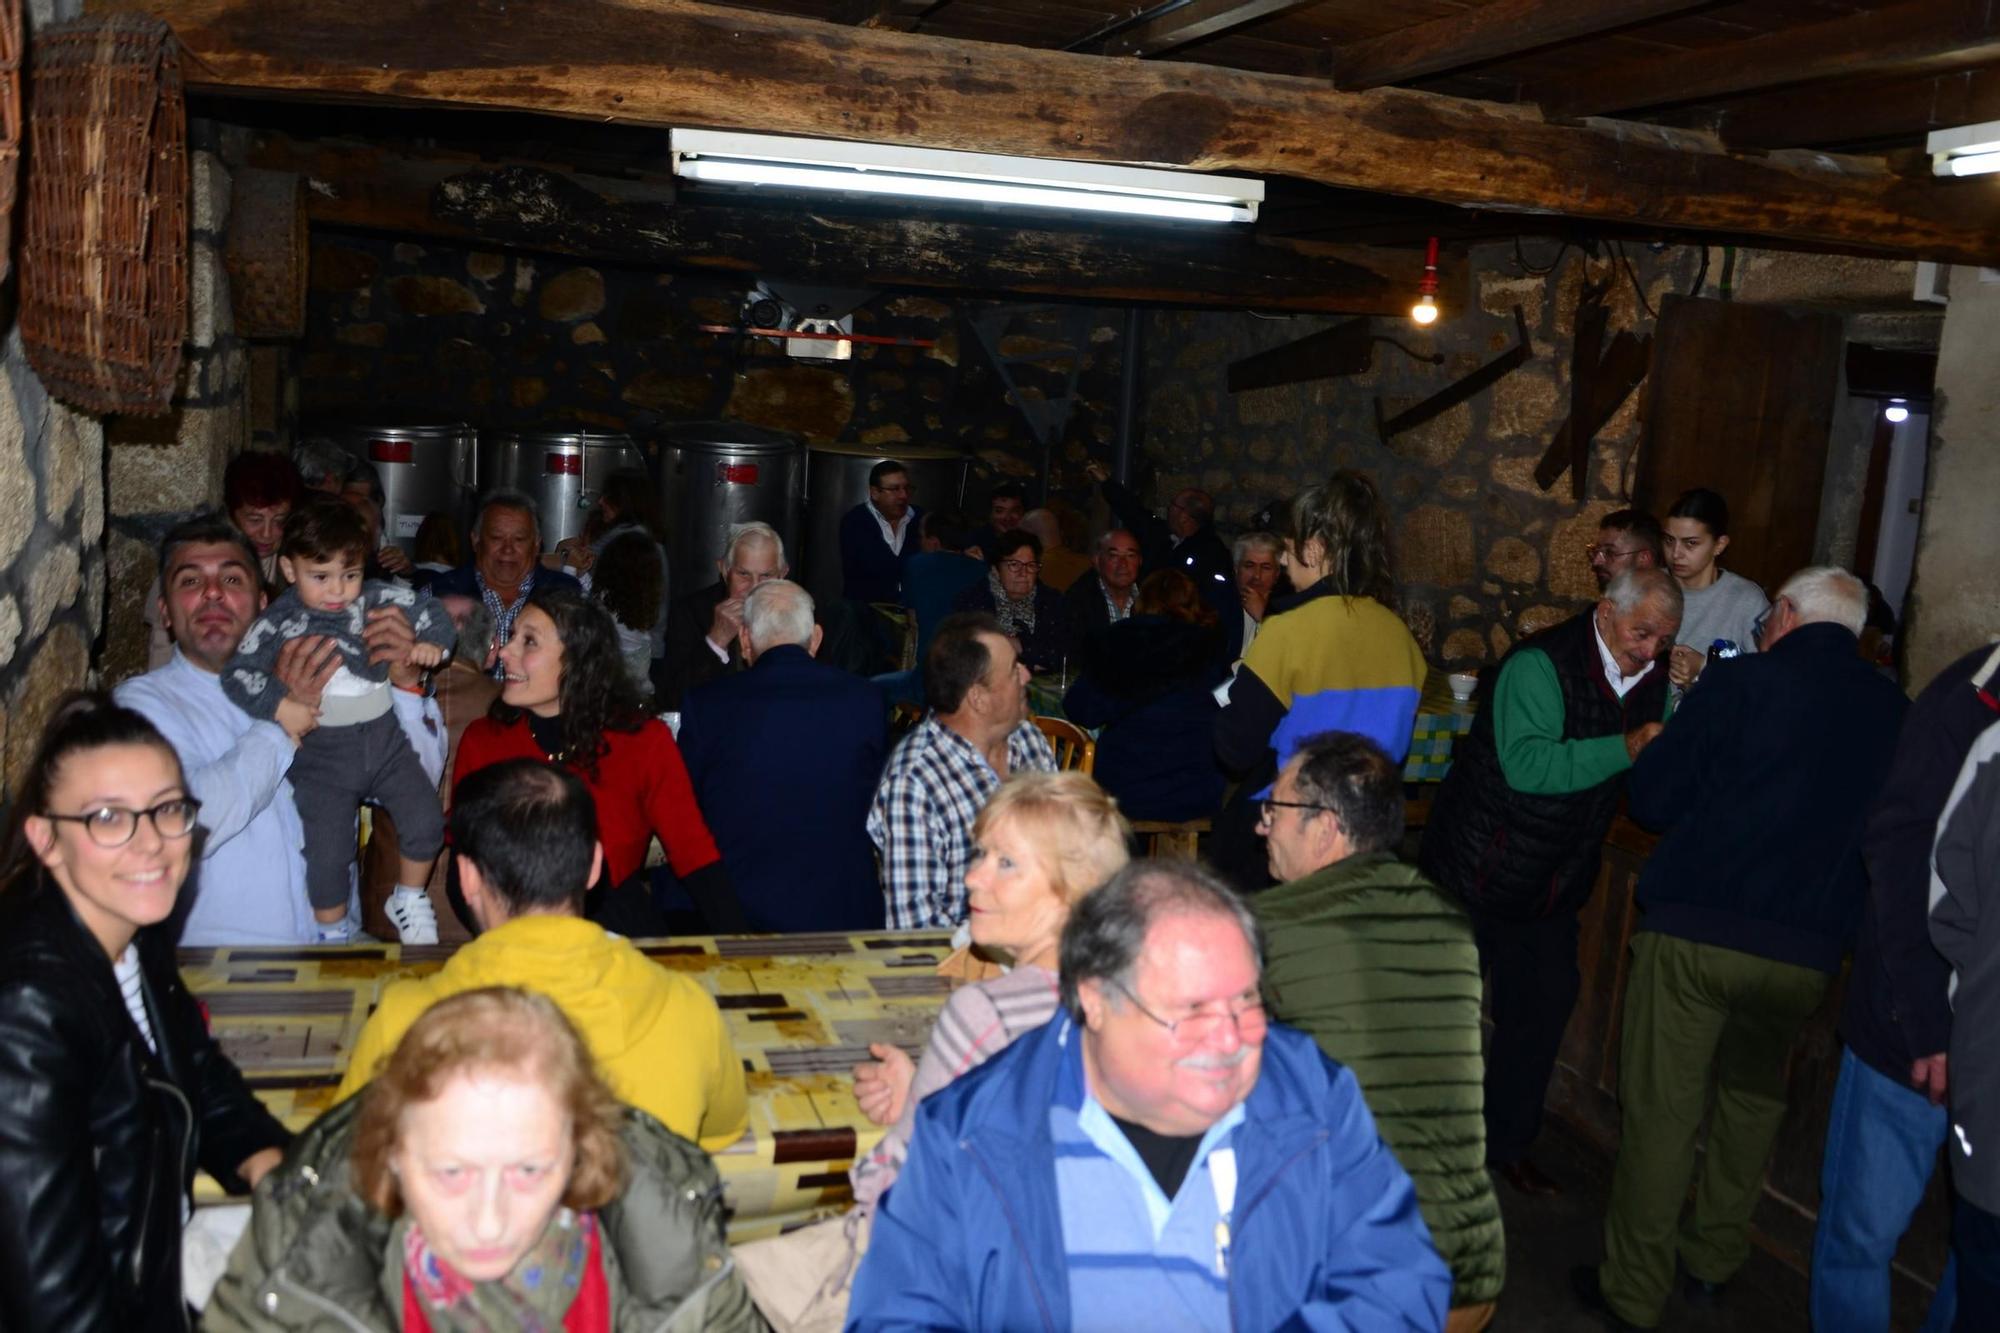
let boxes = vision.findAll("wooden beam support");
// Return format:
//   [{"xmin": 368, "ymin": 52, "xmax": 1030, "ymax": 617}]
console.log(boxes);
[
  {"xmin": 100, "ymin": 0, "xmax": 2000, "ymax": 261},
  {"xmin": 1712, "ymin": 63, "xmax": 2000, "ymax": 149},
  {"xmin": 837, "ymin": 0, "xmax": 947, "ymax": 33},
  {"xmin": 1099, "ymin": 0, "xmax": 1324, "ymax": 60},
  {"xmin": 1332, "ymin": 0, "xmax": 1710, "ymax": 92},
  {"xmin": 244, "ymin": 133, "xmax": 1452, "ymax": 314},
  {"xmin": 1536, "ymin": 0, "xmax": 2000, "ymax": 119}
]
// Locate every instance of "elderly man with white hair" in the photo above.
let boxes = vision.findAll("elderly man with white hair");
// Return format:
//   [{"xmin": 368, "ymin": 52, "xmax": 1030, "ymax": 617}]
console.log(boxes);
[
  {"xmin": 677, "ymin": 579, "xmax": 890, "ymax": 932},
  {"xmin": 659, "ymin": 521, "xmax": 789, "ymax": 708},
  {"xmin": 1577, "ymin": 566, "xmax": 1909, "ymax": 1331}
]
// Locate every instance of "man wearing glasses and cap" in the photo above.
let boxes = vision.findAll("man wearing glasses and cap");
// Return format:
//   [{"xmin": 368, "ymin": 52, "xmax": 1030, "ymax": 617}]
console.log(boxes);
[
  {"xmin": 1589, "ymin": 509, "xmax": 1666, "ymax": 591},
  {"xmin": 850, "ymin": 857, "xmax": 1449, "ymax": 1329},
  {"xmin": 1253, "ymin": 730, "xmax": 1504, "ymax": 1330}
]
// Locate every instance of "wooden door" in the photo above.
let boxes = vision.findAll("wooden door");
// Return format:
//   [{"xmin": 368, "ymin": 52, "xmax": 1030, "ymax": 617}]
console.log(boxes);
[{"xmin": 1636, "ymin": 296, "xmax": 1844, "ymax": 594}]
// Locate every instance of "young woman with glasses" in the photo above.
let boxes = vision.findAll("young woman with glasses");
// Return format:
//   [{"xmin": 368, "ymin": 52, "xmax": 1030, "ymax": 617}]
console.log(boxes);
[{"xmin": 0, "ymin": 693, "xmax": 289, "ymax": 1331}]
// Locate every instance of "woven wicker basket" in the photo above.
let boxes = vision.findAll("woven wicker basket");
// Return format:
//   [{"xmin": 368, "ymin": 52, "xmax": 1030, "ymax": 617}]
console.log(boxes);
[
  {"xmin": 225, "ymin": 167, "xmax": 307, "ymax": 338},
  {"xmin": 20, "ymin": 14, "xmax": 187, "ymax": 416},
  {"xmin": 0, "ymin": 0, "xmax": 22, "ymax": 284}
]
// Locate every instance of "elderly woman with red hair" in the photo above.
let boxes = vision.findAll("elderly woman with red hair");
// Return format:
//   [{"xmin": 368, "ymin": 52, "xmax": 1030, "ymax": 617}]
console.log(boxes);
[{"xmin": 207, "ymin": 986, "xmax": 763, "ymax": 1331}]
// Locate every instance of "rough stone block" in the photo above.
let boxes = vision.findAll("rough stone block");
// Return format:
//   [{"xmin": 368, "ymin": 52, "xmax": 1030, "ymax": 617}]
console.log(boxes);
[
  {"xmin": 539, "ymin": 268, "xmax": 606, "ymax": 322},
  {"xmin": 1547, "ymin": 501, "xmax": 1620, "ymax": 601},
  {"xmin": 103, "ymin": 530, "xmax": 158, "ymax": 687},
  {"xmin": 723, "ymin": 367, "xmax": 853, "ymax": 444},
  {"xmin": 885, "ymin": 295, "xmax": 952, "ymax": 321},
  {"xmin": 1442, "ymin": 628, "xmax": 1486, "ymax": 662},
  {"xmin": 572, "ymin": 322, "xmax": 606, "ymax": 345},
  {"xmin": 191, "ymin": 151, "xmax": 231, "ymax": 236},
  {"xmin": 24, "ymin": 542, "xmax": 80, "ymax": 640},
  {"xmin": 189, "ymin": 243, "xmax": 232, "ymax": 349},
  {"xmin": 0, "ymin": 375, "xmax": 31, "ymax": 570},
  {"xmin": 1490, "ymin": 368, "xmax": 1561, "ymax": 439},
  {"xmin": 860, "ymin": 424, "xmax": 910, "ymax": 446},
  {"xmin": 1403, "ymin": 601, "xmax": 1437, "ymax": 655},
  {"xmin": 621, "ymin": 370, "xmax": 714, "ymax": 415},
  {"xmin": 107, "ymin": 402, "xmax": 241, "ymax": 514},
  {"xmin": 1397, "ymin": 505, "xmax": 1475, "ymax": 586},
  {"xmin": 1385, "ymin": 398, "xmax": 1472, "ymax": 468},
  {"xmin": 467, "ymin": 252, "xmax": 506, "ymax": 283},
  {"xmin": 1517, "ymin": 604, "xmax": 1568, "ymax": 637},
  {"xmin": 311, "ymin": 244, "xmax": 379, "ymax": 292},
  {"xmin": 45, "ymin": 403, "xmax": 103, "ymax": 528},
  {"xmin": 5, "ymin": 622, "xmax": 88, "ymax": 790},
  {"xmin": 388, "ymin": 275, "xmax": 485, "ymax": 317},
  {"xmin": 1490, "ymin": 624, "xmax": 1512, "ymax": 657},
  {"xmin": 0, "ymin": 596, "xmax": 18, "ymax": 670},
  {"xmin": 1449, "ymin": 594, "xmax": 1480, "ymax": 618},
  {"xmin": 1487, "ymin": 536, "xmax": 1540, "ymax": 586},
  {"xmin": 1489, "ymin": 454, "xmax": 1545, "ymax": 496}
]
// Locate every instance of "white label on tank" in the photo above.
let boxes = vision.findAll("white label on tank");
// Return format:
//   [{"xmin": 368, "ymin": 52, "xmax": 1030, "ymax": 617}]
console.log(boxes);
[{"xmin": 394, "ymin": 512, "xmax": 425, "ymax": 539}]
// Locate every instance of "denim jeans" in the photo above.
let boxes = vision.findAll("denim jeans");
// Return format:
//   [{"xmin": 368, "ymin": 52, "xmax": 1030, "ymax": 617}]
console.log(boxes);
[{"xmin": 1810, "ymin": 1047, "xmax": 1955, "ymax": 1333}]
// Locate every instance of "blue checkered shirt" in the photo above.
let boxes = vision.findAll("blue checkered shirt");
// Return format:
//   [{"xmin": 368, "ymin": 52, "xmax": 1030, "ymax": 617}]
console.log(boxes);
[{"xmin": 868, "ymin": 717, "xmax": 1058, "ymax": 929}]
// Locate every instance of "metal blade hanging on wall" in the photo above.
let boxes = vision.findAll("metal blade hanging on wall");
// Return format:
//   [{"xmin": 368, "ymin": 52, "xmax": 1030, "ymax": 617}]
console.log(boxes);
[
  {"xmin": 1225, "ymin": 317, "xmax": 1442, "ymax": 393},
  {"xmin": 1373, "ymin": 305, "xmax": 1532, "ymax": 444},
  {"xmin": 1533, "ymin": 330, "xmax": 1653, "ymax": 494},
  {"xmin": 970, "ymin": 304, "xmax": 1095, "ymax": 500}
]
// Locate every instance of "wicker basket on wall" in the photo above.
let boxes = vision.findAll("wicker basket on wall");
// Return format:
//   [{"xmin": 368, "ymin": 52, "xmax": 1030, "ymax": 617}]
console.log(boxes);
[
  {"xmin": 0, "ymin": 0, "xmax": 23, "ymax": 284},
  {"xmin": 225, "ymin": 167, "xmax": 307, "ymax": 338},
  {"xmin": 20, "ymin": 14, "xmax": 187, "ymax": 416}
]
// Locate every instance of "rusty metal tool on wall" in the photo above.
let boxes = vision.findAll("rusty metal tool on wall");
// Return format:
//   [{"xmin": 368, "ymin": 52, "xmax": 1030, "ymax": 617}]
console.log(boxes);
[{"xmin": 1373, "ymin": 305, "xmax": 1531, "ymax": 444}]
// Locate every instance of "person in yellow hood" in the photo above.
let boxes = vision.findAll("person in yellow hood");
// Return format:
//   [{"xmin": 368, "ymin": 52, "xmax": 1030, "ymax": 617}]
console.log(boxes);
[{"xmin": 336, "ymin": 758, "xmax": 748, "ymax": 1150}]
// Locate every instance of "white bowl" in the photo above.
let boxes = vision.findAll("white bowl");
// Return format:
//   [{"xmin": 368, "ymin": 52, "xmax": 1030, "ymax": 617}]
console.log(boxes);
[{"xmin": 1448, "ymin": 672, "xmax": 1478, "ymax": 701}]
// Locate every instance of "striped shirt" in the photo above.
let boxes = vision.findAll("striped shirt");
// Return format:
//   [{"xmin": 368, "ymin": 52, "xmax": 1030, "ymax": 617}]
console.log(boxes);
[
  {"xmin": 113, "ymin": 947, "xmax": 158, "ymax": 1055},
  {"xmin": 867, "ymin": 718, "xmax": 1057, "ymax": 929},
  {"xmin": 851, "ymin": 964, "xmax": 1061, "ymax": 1208}
]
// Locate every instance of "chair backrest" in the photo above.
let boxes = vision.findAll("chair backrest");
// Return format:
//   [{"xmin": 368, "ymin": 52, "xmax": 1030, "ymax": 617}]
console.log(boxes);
[
  {"xmin": 1032, "ymin": 715, "xmax": 1095, "ymax": 775},
  {"xmin": 889, "ymin": 699, "xmax": 925, "ymax": 743},
  {"xmin": 1128, "ymin": 819, "xmax": 1210, "ymax": 860}
]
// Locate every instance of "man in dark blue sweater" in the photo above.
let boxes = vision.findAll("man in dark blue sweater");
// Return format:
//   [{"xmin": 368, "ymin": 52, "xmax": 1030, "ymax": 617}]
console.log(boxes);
[{"xmin": 1583, "ymin": 567, "xmax": 1907, "ymax": 1330}]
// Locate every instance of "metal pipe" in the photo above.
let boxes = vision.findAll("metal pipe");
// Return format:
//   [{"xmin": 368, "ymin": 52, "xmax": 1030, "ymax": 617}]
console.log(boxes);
[{"xmin": 1114, "ymin": 305, "xmax": 1143, "ymax": 484}]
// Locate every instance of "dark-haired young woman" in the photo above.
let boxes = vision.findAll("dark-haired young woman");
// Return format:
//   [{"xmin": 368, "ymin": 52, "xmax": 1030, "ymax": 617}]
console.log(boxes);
[
  {"xmin": 452, "ymin": 585, "xmax": 744, "ymax": 935},
  {"xmin": 0, "ymin": 693, "xmax": 289, "ymax": 1331}
]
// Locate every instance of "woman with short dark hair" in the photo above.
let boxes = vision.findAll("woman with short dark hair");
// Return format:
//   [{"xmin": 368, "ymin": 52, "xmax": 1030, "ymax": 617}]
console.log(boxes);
[
  {"xmin": 951, "ymin": 529, "xmax": 1071, "ymax": 675},
  {"xmin": 0, "ymin": 694, "xmax": 289, "ymax": 1330}
]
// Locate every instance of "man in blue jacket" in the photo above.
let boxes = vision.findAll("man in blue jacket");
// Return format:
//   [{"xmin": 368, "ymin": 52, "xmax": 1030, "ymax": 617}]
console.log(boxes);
[
  {"xmin": 848, "ymin": 858, "xmax": 1450, "ymax": 1331},
  {"xmin": 838, "ymin": 459, "xmax": 921, "ymax": 605},
  {"xmin": 1581, "ymin": 567, "xmax": 1907, "ymax": 1330},
  {"xmin": 677, "ymin": 580, "xmax": 887, "ymax": 933}
]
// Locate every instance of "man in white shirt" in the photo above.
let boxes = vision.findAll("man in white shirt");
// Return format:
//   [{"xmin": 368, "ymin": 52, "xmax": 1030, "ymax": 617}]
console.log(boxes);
[{"xmin": 116, "ymin": 517, "xmax": 445, "ymax": 946}]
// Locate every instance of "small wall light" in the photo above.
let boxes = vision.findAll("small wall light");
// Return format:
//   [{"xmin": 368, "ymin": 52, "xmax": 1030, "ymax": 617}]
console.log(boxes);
[
  {"xmin": 1884, "ymin": 399, "xmax": 1910, "ymax": 424},
  {"xmin": 1412, "ymin": 236, "xmax": 1440, "ymax": 325}
]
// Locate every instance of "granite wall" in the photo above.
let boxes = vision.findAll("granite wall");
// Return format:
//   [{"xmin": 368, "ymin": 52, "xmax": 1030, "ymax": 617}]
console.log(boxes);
[
  {"xmin": 296, "ymin": 233, "xmax": 1131, "ymax": 497},
  {"xmin": 1137, "ymin": 241, "xmax": 1705, "ymax": 666}
]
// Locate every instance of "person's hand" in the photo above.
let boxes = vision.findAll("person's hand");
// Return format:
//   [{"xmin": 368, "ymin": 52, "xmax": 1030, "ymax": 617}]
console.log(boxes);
[
  {"xmin": 238, "ymin": 1146, "xmax": 284, "ymax": 1190},
  {"xmin": 407, "ymin": 641, "xmax": 447, "ymax": 670},
  {"xmin": 708, "ymin": 596, "xmax": 747, "ymax": 648},
  {"xmin": 553, "ymin": 536, "xmax": 595, "ymax": 574},
  {"xmin": 853, "ymin": 1042, "xmax": 916, "ymax": 1127},
  {"xmin": 364, "ymin": 606, "xmax": 423, "ymax": 689},
  {"xmin": 1084, "ymin": 460, "xmax": 1109, "ymax": 484},
  {"xmin": 1624, "ymin": 720, "xmax": 1665, "ymax": 763},
  {"xmin": 273, "ymin": 634, "xmax": 339, "ymax": 711},
  {"xmin": 1912, "ymin": 1053, "xmax": 1949, "ymax": 1105},
  {"xmin": 376, "ymin": 545, "xmax": 414, "ymax": 577},
  {"xmin": 1668, "ymin": 644, "xmax": 1705, "ymax": 690},
  {"xmin": 963, "ymin": 544, "xmax": 985, "ymax": 562}
]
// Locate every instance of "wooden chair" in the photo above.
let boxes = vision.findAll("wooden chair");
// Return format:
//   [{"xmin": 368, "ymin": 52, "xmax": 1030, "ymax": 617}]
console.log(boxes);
[
  {"xmin": 1032, "ymin": 715, "xmax": 1095, "ymax": 774},
  {"xmin": 889, "ymin": 700, "xmax": 925, "ymax": 742},
  {"xmin": 870, "ymin": 602, "xmax": 918, "ymax": 671},
  {"xmin": 1130, "ymin": 818, "xmax": 1210, "ymax": 860}
]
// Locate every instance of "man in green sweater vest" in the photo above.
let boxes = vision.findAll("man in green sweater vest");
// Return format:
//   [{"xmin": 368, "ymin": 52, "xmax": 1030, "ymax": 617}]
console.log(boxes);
[{"xmin": 1254, "ymin": 731, "xmax": 1506, "ymax": 1330}]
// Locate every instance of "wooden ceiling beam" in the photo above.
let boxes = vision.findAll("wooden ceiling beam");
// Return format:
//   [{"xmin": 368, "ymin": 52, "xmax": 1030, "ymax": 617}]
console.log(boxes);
[
  {"xmin": 97, "ymin": 0, "xmax": 2000, "ymax": 262},
  {"xmin": 1331, "ymin": 0, "xmax": 1712, "ymax": 92},
  {"xmin": 243, "ymin": 132, "xmax": 1453, "ymax": 315},
  {"xmin": 1098, "ymin": 0, "xmax": 1325, "ymax": 60},
  {"xmin": 1710, "ymin": 63, "xmax": 2000, "ymax": 150},
  {"xmin": 1535, "ymin": 0, "xmax": 2000, "ymax": 119},
  {"xmin": 837, "ymin": 0, "xmax": 948, "ymax": 33}
]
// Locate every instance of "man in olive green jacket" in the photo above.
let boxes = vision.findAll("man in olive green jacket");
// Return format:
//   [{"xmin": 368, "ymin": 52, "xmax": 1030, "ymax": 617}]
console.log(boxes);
[{"xmin": 1254, "ymin": 730, "xmax": 1505, "ymax": 1330}]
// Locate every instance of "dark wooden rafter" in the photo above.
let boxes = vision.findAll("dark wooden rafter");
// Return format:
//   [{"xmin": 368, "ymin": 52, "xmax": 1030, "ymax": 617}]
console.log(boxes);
[
  {"xmin": 1536, "ymin": 0, "xmax": 2000, "ymax": 119},
  {"xmin": 98, "ymin": 0, "xmax": 2000, "ymax": 262},
  {"xmin": 1710, "ymin": 63, "xmax": 2000, "ymax": 149},
  {"xmin": 244, "ymin": 132, "xmax": 1460, "ymax": 314},
  {"xmin": 838, "ymin": 0, "xmax": 948, "ymax": 32},
  {"xmin": 1096, "ymin": 0, "xmax": 1326, "ymax": 60},
  {"xmin": 1330, "ymin": 0, "xmax": 1712, "ymax": 92}
]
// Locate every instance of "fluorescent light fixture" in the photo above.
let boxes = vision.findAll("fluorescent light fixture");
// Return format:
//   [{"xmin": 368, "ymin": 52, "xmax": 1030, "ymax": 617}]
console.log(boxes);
[
  {"xmin": 671, "ymin": 129, "xmax": 1262, "ymax": 224},
  {"xmin": 1929, "ymin": 121, "xmax": 2000, "ymax": 176}
]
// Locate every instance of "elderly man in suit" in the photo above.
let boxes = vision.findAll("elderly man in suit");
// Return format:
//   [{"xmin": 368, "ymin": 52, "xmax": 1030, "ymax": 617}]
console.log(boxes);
[{"xmin": 677, "ymin": 580, "xmax": 889, "ymax": 932}]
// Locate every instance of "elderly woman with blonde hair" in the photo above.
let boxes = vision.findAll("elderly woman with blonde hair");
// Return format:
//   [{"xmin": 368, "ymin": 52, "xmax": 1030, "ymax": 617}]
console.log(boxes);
[
  {"xmin": 206, "ymin": 987, "xmax": 761, "ymax": 1331},
  {"xmin": 850, "ymin": 770, "xmax": 1132, "ymax": 1205}
]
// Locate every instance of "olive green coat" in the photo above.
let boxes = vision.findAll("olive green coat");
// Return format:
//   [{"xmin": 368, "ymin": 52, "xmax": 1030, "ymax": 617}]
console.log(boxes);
[
  {"xmin": 1254, "ymin": 850, "xmax": 1505, "ymax": 1308},
  {"xmin": 202, "ymin": 1097, "xmax": 766, "ymax": 1332}
]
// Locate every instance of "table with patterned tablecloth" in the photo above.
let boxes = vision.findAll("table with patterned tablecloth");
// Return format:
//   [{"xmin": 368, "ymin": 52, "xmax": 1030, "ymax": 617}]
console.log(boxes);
[
  {"xmin": 1406, "ymin": 669, "xmax": 1477, "ymax": 783},
  {"xmin": 181, "ymin": 931, "xmax": 956, "ymax": 1240}
]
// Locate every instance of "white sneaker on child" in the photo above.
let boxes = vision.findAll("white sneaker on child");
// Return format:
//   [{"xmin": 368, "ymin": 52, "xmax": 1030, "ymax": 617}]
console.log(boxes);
[
  {"xmin": 385, "ymin": 887, "xmax": 440, "ymax": 945},
  {"xmin": 314, "ymin": 919, "xmax": 357, "ymax": 945}
]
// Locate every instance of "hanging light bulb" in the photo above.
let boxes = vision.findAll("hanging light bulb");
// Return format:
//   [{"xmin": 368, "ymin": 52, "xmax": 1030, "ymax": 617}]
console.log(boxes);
[
  {"xmin": 1411, "ymin": 235, "xmax": 1441, "ymax": 325},
  {"xmin": 1884, "ymin": 398, "xmax": 1910, "ymax": 424}
]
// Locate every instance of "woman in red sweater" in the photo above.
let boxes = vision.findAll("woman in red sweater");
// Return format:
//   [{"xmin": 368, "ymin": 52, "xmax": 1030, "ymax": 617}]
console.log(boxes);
[{"xmin": 453, "ymin": 586, "xmax": 745, "ymax": 935}]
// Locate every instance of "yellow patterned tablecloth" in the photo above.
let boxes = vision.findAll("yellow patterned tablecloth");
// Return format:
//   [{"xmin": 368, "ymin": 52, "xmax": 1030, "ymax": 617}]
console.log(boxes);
[{"xmin": 180, "ymin": 931, "xmax": 957, "ymax": 1240}]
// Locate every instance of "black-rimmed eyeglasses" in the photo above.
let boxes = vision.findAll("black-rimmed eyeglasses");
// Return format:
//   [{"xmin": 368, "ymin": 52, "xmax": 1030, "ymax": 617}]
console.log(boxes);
[
  {"xmin": 1259, "ymin": 797, "xmax": 1333, "ymax": 823},
  {"xmin": 42, "ymin": 798, "xmax": 202, "ymax": 849}
]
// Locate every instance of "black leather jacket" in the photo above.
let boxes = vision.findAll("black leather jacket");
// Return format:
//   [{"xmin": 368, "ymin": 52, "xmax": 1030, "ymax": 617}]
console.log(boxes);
[{"xmin": 0, "ymin": 879, "xmax": 290, "ymax": 1331}]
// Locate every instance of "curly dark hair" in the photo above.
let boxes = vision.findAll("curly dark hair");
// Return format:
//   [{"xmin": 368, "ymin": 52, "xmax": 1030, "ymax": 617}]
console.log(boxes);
[
  {"xmin": 591, "ymin": 530, "xmax": 665, "ymax": 633},
  {"xmin": 487, "ymin": 585, "xmax": 647, "ymax": 780}
]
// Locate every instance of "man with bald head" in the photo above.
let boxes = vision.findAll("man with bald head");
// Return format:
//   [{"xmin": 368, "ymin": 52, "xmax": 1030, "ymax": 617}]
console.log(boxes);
[
  {"xmin": 678, "ymin": 580, "xmax": 888, "ymax": 932},
  {"xmin": 851, "ymin": 858, "xmax": 1449, "ymax": 1329},
  {"xmin": 1422, "ymin": 567, "xmax": 1681, "ymax": 1199}
]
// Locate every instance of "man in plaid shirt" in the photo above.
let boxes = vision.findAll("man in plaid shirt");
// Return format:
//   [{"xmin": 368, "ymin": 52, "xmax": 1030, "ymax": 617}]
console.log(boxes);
[{"xmin": 870, "ymin": 612, "xmax": 1057, "ymax": 929}]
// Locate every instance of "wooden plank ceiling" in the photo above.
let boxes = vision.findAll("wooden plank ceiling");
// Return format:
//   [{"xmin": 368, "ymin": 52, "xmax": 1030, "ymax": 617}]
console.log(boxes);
[{"xmin": 101, "ymin": 0, "xmax": 2000, "ymax": 268}]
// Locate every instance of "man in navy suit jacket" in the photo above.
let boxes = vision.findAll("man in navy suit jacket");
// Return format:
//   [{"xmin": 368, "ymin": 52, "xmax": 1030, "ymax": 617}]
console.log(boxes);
[{"xmin": 677, "ymin": 579, "xmax": 889, "ymax": 933}]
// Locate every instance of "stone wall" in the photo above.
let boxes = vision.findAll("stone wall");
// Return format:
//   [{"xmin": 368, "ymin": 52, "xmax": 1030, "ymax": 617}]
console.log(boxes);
[
  {"xmin": 102, "ymin": 144, "xmax": 251, "ymax": 685},
  {"xmin": 1137, "ymin": 241, "xmax": 1705, "ymax": 666},
  {"xmin": 295, "ymin": 233, "xmax": 1130, "ymax": 495}
]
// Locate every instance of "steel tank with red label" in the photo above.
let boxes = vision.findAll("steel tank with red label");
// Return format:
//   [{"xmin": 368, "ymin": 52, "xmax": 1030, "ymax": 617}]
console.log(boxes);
[
  {"xmin": 653, "ymin": 422, "xmax": 807, "ymax": 584},
  {"xmin": 475, "ymin": 428, "xmax": 649, "ymax": 552}
]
